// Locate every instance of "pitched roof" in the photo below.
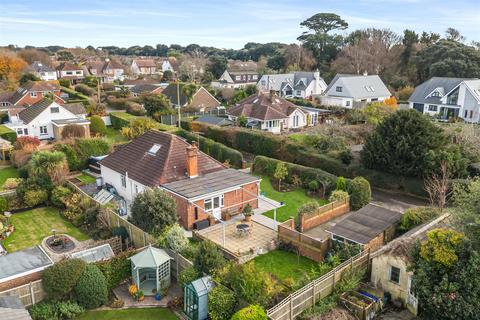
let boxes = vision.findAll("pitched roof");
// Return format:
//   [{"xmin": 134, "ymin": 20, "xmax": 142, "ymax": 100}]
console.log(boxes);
[
  {"xmin": 325, "ymin": 74, "xmax": 391, "ymax": 99},
  {"xmin": 57, "ymin": 62, "xmax": 83, "ymax": 71},
  {"xmin": 18, "ymin": 99, "xmax": 54, "ymax": 124},
  {"xmin": 409, "ymin": 77, "xmax": 475, "ymax": 105},
  {"xmin": 161, "ymin": 83, "xmax": 188, "ymax": 106},
  {"xmin": 195, "ymin": 115, "xmax": 233, "ymax": 126},
  {"xmin": 326, "ymin": 204, "xmax": 402, "ymax": 245},
  {"xmin": 131, "ymin": 83, "xmax": 161, "ymax": 94},
  {"xmin": 134, "ymin": 59, "xmax": 156, "ymax": 68},
  {"xmin": 227, "ymin": 93, "xmax": 303, "ymax": 121},
  {"xmin": 99, "ymin": 130, "xmax": 226, "ymax": 187},
  {"xmin": 163, "ymin": 168, "xmax": 260, "ymax": 199},
  {"xmin": 63, "ymin": 102, "xmax": 86, "ymax": 115},
  {"xmin": 7, "ymin": 81, "xmax": 62, "ymax": 106},
  {"xmin": 31, "ymin": 61, "xmax": 55, "ymax": 73}
]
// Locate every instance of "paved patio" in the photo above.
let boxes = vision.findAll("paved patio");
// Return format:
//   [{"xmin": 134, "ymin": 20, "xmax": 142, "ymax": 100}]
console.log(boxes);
[
  {"xmin": 197, "ymin": 220, "xmax": 277, "ymax": 259},
  {"xmin": 113, "ymin": 281, "xmax": 182, "ymax": 308}
]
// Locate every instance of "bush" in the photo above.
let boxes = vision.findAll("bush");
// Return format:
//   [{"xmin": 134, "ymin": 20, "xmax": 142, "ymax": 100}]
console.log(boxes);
[
  {"xmin": 0, "ymin": 197, "xmax": 7, "ymax": 212},
  {"xmin": 54, "ymin": 144, "xmax": 81, "ymax": 171},
  {"xmin": 110, "ymin": 112, "xmax": 137, "ymax": 129},
  {"xmin": 57, "ymin": 301, "xmax": 84, "ymax": 319},
  {"xmin": 89, "ymin": 115, "xmax": 107, "ymax": 136},
  {"xmin": 208, "ymin": 285, "xmax": 237, "ymax": 320},
  {"xmin": 121, "ymin": 118, "xmax": 156, "ymax": 139},
  {"xmin": 61, "ymin": 124, "xmax": 86, "ymax": 139},
  {"xmin": 398, "ymin": 206, "xmax": 440, "ymax": 234},
  {"xmin": 339, "ymin": 149, "xmax": 353, "ymax": 165},
  {"xmin": 336, "ymin": 176, "xmax": 346, "ymax": 191},
  {"xmin": 75, "ymin": 84, "xmax": 95, "ymax": 96},
  {"xmin": 14, "ymin": 136, "xmax": 40, "ymax": 151},
  {"xmin": 24, "ymin": 189, "xmax": 49, "ymax": 207},
  {"xmin": 75, "ymin": 264, "xmax": 108, "ymax": 309},
  {"xmin": 126, "ymin": 102, "xmax": 146, "ymax": 116},
  {"xmin": 2, "ymin": 177, "xmax": 22, "ymax": 190},
  {"xmin": 158, "ymin": 223, "xmax": 189, "ymax": 253},
  {"xmin": 74, "ymin": 138, "xmax": 110, "ymax": 168},
  {"xmin": 328, "ymin": 190, "xmax": 349, "ymax": 203},
  {"xmin": 42, "ymin": 259, "xmax": 87, "ymax": 300},
  {"xmin": 193, "ymin": 241, "xmax": 226, "ymax": 275},
  {"xmin": 347, "ymin": 177, "xmax": 371, "ymax": 210},
  {"xmin": 231, "ymin": 305, "xmax": 268, "ymax": 320},
  {"xmin": 95, "ymin": 251, "xmax": 133, "ymax": 290},
  {"xmin": 308, "ymin": 180, "xmax": 319, "ymax": 191},
  {"xmin": 298, "ymin": 201, "xmax": 320, "ymax": 216},
  {"xmin": 59, "ymin": 79, "xmax": 71, "ymax": 88},
  {"xmin": 179, "ymin": 266, "xmax": 199, "ymax": 287},
  {"xmin": 30, "ymin": 301, "xmax": 85, "ymax": 320},
  {"xmin": 50, "ymin": 186, "xmax": 73, "ymax": 208}
]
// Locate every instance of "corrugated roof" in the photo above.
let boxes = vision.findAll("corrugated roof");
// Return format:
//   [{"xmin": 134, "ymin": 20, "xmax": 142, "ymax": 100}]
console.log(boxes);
[
  {"xmin": 326, "ymin": 204, "xmax": 402, "ymax": 245},
  {"xmin": 0, "ymin": 246, "xmax": 53, "ymax": 281},
  {"xmin": 162, "ymin": 168, "xmax": 260, "ymax": 199}
]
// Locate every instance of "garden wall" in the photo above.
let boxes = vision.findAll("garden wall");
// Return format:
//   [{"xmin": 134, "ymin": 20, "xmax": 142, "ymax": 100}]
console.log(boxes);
[
  {"xmin": 278, "ymin": 220, "xmax": 330, "ymax": 263},
  {"xmin": 299, "ymin": 199, "xmax": 350, "ymax": 232}
]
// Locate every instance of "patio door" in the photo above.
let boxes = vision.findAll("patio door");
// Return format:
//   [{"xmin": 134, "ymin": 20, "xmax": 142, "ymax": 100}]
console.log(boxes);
[
  {"xmin": 205, "ymin": 195, "xmax": 224, "ymax": 220},
  {"xmin": 407, "ymin": 276, "xmax": 418, "ymax": 311}
]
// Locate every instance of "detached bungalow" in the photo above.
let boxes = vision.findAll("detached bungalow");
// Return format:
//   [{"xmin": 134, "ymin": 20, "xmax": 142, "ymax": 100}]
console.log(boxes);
[
  {"xmin": 320, "ymin": 74, "xmax": 391, "ymax": 108},
  {"xmin": 161, "ymin": 84, "xmax": 221, "ymax": 111},
  {"xmin": 99, "ymin": 130, "xmax": 260, "ymax": 230},
  {"xmin": 56, "ymin": 62, "xmax": 86, "ymax": 84}
]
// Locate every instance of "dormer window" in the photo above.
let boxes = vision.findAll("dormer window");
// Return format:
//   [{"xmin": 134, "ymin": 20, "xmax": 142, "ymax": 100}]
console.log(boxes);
[
  {"xmin": 50, "ymin": 107, "xmax": 59, "ymax": 113},
  {"xmin": 336, "ymin": 86, "xmax": 343, "ymax": 92},
  {"xmin": 147, "ymin": 144, "xmax": 162, "ymax": 155},
  {"xmin": 30, "ymin": 92, "xmax": 37, "ymax": 97}
]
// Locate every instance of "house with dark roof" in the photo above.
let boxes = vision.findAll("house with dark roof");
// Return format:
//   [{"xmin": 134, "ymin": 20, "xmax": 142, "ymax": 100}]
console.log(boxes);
[
  {"xmin": 408, "ymin": 77, "xmax": 480, "ymax": 122},
  {"xmin": 211, "ymin": 60, "xmax": 259, "ymax": 89},
  {"xmin": 227, "ymin": 93, "xmax": 320, "ymax": 133},
  {"xmin": 99, "ymin": 130, "xmax": 260, "ymax": 229},
  {"xmin": 161, "ymin": 84, "xmax": 221, "ymax": 111},
  {"xmin": 257, "ymin": 71, "xmax": 327, "ymax": 99},
  {"xmin": 320, "ymin": 74, "xmax": 391, "ymax": 108},
  {"xmin": 5, "ymin": 99, "xmax": 89, "ymax": 140},
  {"xmin": 194, "ymin": 115, "xmax": 233, "ymax": 127},
  {"xmin": 0, "ymin": 81, "xmax": 64, "ymax": 109},
  {"xmin": 130, "ymin": 83, "xmax": 163, "ymax": 96},
  {"xmin": 131, "ymin": 58, "xmax": 157, "ymax": 75},
  {"xmin": 30, "ymin": 61, "xmax": 57, "ymax": 81}
]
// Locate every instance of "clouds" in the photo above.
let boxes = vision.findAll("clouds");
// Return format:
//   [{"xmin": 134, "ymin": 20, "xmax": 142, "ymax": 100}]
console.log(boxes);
[{"xmin": 0, "ymin": 0, "xmax": 479, "ymax": 48}]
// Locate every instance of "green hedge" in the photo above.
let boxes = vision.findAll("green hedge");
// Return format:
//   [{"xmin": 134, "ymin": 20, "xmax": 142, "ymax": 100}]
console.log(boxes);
[
  {"xmin": 61, "ymin": 86, "xmax": 89, "ymax": 102},
  {"xmin": 110, "ymin": 112, "xmax": 139, "ymax": 129},
  {"xmin": 0, "ymin": 125, "xmax": 17, "ymax": 142}
]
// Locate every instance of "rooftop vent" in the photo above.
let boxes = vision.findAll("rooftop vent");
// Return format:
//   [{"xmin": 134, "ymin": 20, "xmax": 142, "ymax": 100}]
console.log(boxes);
[{"xmin": 147, "ymin": 144, "xmax": 162, "ymax": 155}]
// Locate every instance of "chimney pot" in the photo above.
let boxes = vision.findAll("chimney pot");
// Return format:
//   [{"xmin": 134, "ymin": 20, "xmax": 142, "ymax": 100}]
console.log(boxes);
[{"xmin": 186, "ymin": 142, "xmax": 198, "ymax": 178}]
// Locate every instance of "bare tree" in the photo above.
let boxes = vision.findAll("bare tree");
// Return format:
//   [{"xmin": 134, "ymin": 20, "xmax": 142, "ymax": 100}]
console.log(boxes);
[
  {"xmin": 424, "ymin": 161, "xmax": 452, "ymax": 211},
  {"xmin": 283, "ymin": 44, "xmax": 316, "ymax": 71}
]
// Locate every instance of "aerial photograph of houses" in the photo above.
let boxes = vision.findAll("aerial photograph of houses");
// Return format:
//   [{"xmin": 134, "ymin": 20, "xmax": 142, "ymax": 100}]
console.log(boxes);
[{"xmin": 0, "ymin": 0, "xmax": 479, "ymax": 319}]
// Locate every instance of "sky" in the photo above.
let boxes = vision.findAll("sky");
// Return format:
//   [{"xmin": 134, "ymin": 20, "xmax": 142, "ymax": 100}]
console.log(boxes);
[{"xmin": 1, "ymin": 0, "xmax": 480, "ymax": 49}]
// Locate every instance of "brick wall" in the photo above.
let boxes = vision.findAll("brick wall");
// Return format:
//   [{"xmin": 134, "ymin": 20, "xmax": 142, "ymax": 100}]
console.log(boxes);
[
  {"xmin": 364, "ymin": 233, "xmax": 385, "ymax": 252},
  {"xmin": 299, "ymin": 200, "xmax": 350, "ymax": 232},
  {"xmin": 189, "ymin": 88, "xmax": 221, "ymax": 110}
]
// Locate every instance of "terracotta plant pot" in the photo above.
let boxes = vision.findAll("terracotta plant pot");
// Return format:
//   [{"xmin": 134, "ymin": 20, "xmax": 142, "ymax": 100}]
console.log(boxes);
[{"xmin": 244, "ymin": 215, "xmax": 252, "ymax": 222}]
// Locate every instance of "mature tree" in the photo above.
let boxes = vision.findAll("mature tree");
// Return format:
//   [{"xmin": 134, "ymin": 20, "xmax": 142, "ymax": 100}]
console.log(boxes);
[
  {"xmin": 419, "ymin": 31, "xmax": 441, "ymax": 46},
  {"xmin": 361, "ymin": 109, "xmax": 448, "ymax": 177},
  {"xmin": 362, "ymin": 102, "xmax": 397, "ymax": 126},
  {"xmin": 451, "ymin": 178, "xmax": 480, "ymax": 249},
  {"xmin": 424, "ymin": 160, "xmax": 451, "ymax": 210},
  {"xmin": 0, "ymin": 49, "xmax": 27, "ymax": 89},
  {"xmin": 29, "ymin": 150, "xmax": 69, "ymax": 184},
  {"xmin": 162, "ymin": 70, "xmax": 173, "ymax": 82},
  {"xmin": 182, "ymin": 83, "xmax": 198, "ymax": 103},
  {"xmin": 19, "ymin": 72, "xmax": 40, "ymax": 85},
  {"xmin": 283, "ymin": 44, "xmax": 316, "ymax": 71},
  {"xmin": 445, "ymin": 27, "xmax": 465, "ymax": 42},
  {"xmin": 18, "ymin": 48, "xmax": 50, "ymax": 64},
  {"xmin": 140, "ymin": 93, "xmax": 172, "ymax": 118},
  {"xmin": 266, "ymin": 54, "xmax": 285, "ymax": 71},
  {"xmin": 206, "ymin": 55, "xmax": 228, "ymax": 79},
  {"xmin": 297, "ymin": 13, "xmax": 348, "ymax": 70},
  {"xmin": 400, "ymin": 29, "xmax": 419, "ymax": 76},
  {"xmin": 415, "ymin": 40, "xmax": 480, "ymax": 83},
  {"xmin": 411, "ymin": 229, "xmax": 480, "ymax": 320},
  {"xmin": 130, "ymin": 188, "xmax": 177, "ymax": 235}
]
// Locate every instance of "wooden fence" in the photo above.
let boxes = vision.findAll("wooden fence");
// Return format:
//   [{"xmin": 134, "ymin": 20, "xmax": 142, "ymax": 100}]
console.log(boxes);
[
  {"xmin": 0, "ymin": 280, "xmax": 45, "ymax": 308},
  {"xmin": 266, "ymin": 250, "xmax": 370, "ymax": 320},
  {"xmin": 298, "ymin": 198, "xmax": 350, "ymax": 232}
]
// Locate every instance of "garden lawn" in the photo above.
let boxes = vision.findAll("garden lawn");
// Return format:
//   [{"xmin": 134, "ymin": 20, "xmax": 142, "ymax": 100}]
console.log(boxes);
[
  {"xmin": 105, "ymin": 126, "xmax": 129, "ymax": 145},
  {"xmin": 75, "ymin": 308, "xmax": 179, "ymax": 320},
  {"xmin": 0, "ymin": 167, "xmax": 19, "ymax": 187},
  {"xmin": 2, "ymin": 207, "xmax": 89, "ymax": 252},
  {"xmin": 77, "ymin": 173, "xmax": 96, "ymax": 185},
  {"xmin": 259, "ymin": 176, "xmax": 328, "ymax": 222},
  {"xmin": 253, "ymin": 250, "xmax": 318, "ymax": 283}
]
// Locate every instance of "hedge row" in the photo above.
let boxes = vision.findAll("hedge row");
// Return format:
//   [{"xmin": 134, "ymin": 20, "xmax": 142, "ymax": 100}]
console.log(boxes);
[
  {"xmin": 187, "ymin": 121, "xmax": 426, "ymax": 197},
  {"xmin": 0, "ymin": 125, "xmax": 16, "ymax": 142},
  {"xmin": 61, "ymin": 86, "xmax": 89, "ymax": 102},
  {"xmin": 176, "ymin": 130, "xmax": 244, "ymax": 168},
  {"xmin": 110, "ymin": 112, "xmax": 139, "ymax": 129}
]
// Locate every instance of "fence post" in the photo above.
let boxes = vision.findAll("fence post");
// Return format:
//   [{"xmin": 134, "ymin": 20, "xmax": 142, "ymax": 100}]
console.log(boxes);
[
  {"xmin": 176, "ymin": 252, "xmax": 179, "ymax": 280},
  {"xmin": 143, "ymin": 232, "xmax": 147, "ymax": 246},
  {"xmin": 29, "ymin": 282, "xmax": 35, "ymax": 305},
  {"xmin": 350, "ymin": 256, "xmax": 354, "ymax": 270},
  {"xmin": 312, "ymin": 282, "xmax": 316, "ymax": 306},
  {"xmin": 289, "ymin": 295, "xmax": 293, "ymax": 320},
  {"xmin": 128, "ymin": 224, "xmax": 133, "ymax": 246},
  {"xmin": 332, "ymin": 270, "xmax": 336, "ymax": 289}
]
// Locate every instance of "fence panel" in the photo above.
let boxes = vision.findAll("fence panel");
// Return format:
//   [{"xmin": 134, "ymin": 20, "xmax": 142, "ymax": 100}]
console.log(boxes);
[
  {"xmin": 266, "ymin": 250, "xmax": 370, "ymax": 320},
  {"xmin": 0, "ymin": 280, "xmax": 45, "ymax": 307}
]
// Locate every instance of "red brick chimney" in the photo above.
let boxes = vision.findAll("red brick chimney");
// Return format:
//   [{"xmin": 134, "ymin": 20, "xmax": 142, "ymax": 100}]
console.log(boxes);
[{"xmin": 186, "ymin": 142, "xmax": 198, "ymax": 178}]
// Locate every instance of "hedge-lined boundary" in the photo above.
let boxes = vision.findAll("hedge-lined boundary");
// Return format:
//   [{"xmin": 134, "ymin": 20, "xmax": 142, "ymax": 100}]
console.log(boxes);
[
  {"xmin": 61, "ymin": 86, "xmax": 89, "ymax": 102},
  {"xmin": 0, "ymin": 124, "xmax": 17, "ymax": 142},
  {"xmin": 185, "ymin": 121, "xmax": 426, "ymax": 197},
  {"xmin": 109, "ymin": 112, "xmax": 140, "ymax": 129}
]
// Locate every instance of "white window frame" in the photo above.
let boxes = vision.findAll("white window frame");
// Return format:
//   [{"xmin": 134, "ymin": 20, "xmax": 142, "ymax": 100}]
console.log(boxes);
[
  {"xmin": 40, "ymin": 125, "xmax": 48, "ymax": 135},
  {"xmin": 428, "ymin": 105, "xmax": 438, "ymax": 112},
  {"xmin": 121, "ymin": 174, "xmax": 126, "ymax": 188},
  {"xmin": 203, "ymin": 194, "xmax": 224, "ymax": 212}
]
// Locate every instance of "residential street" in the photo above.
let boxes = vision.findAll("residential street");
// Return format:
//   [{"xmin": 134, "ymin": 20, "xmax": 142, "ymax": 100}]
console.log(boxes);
[{"xmin": 372, "ymin": 188, "xmax": 428, "ymax": 213}]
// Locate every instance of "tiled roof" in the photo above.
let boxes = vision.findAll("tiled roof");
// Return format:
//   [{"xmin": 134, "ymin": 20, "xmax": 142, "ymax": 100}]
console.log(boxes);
[
  {"xmin": 325, "ymin": 74, "xmax": 391, "ymax": 99},
  {"xmin": 31, "ymin": 61, "xmax": 55, "ymax": 73},
  {"xmin": 64, "ymin": 102, "xmax": 86, "ymax": 115},
  {"xmin": 131, "ymin": 84, "xmax": 160, "ymax": 94},
  {"xmin": 57, "ymin": 62, "xmax": 83, "ymax": 71},
  {"xmin": 18, "ymin": 99, "xmax": 53, "ymax": 124},
  {"xmin": 99, "ymin": 130, "xmax": 226, "ymax": 187},
  {"xmin": 161, "ymin": 83, "xmax": 188, "ymax": 106},
  {"xmin": 134, "ymin": 59, "xmax": 156, "ymax": 68}
]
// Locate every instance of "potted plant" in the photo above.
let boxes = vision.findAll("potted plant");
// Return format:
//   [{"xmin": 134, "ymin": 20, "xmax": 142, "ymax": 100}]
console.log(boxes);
[
  {"xmin": 137, "ymin": 290, "xmax": 144, "ymax": 301},
  {"xmin": 242, "ymin": 204, "xmax": 253, "ymax": 222}
]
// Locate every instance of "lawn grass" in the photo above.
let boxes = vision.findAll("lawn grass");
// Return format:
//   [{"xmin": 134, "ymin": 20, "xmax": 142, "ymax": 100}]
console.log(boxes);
[
  {"xmin": 2, "ymin": 207, "xmax": 89, "ymax": 252},
  {"xmin": 259, "ymin": 176, "xmax": 328, "ymax": 222},
  {"xmin": 77, "ymin": 173, "xmax": 96, "ymax": 185},
  {"xmin": 105, "ymin": 126, "xmax": 129, "ymax": 145},
  {"xmin": 75, "ymin": 308, "xmax": 179, "ymax": 320},
  {"xmin": 0, "ymin": 167, "xmax": 19, "ymax": 187},
  {"xmin": 253, "ymin": 250, "xmax": 319, "ymax": 282}
]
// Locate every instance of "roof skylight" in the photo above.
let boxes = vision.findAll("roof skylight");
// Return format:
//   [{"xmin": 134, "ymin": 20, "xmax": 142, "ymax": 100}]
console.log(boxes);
[{"xmin": 148, "ymin": 144, "xmax": 162, "ymax": 155}]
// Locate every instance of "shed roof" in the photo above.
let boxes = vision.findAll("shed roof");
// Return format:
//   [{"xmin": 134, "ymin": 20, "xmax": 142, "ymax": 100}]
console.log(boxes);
[
  {"xmin": 190, "ymin": 276, "xmax": 214, "ymax": 296},
  {"xmin": 129, "ymin": 246, "xmax": 172, "ymax": 268},
  {"xmin": 326, "ymin": 204, "xmax": 402, "ymax": 245},
  {"xmin": 0, "ymin": 246, "xmax": 53, "ymax": 282},
  {"xmin": 70, "ymin": 244, "xmax": 114, "ymax": 263}
]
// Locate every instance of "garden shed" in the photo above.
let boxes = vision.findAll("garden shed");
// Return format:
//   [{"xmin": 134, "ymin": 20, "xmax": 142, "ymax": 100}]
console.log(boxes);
[
  {"xmin": 129, "ymin": 246, "xmax": 172, "ymax": 296},
  {"xmin": 183, "ymin": 276, "xmax": 215, "ymax": 320},
  {"xmin": 71, "ymin": 244, "xmax": 114, "ymax": 263}
]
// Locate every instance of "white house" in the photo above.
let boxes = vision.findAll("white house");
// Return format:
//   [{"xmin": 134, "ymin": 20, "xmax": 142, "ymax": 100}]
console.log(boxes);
[
  {"xmin": 257, "ymin": 71, "xmax": 327, "ymax": 99},
  {"xmin": 409, "ymin": 77, "xmax": 480, "ymax": 123},
  {"xmin": 211, "ymin": 70, "xmax": 259, "ymax": 89},
  {"xmin": 30, "ymin": 61, "xmax": 57, "ymax": 81},
  {"xmin": 6, "ymin": 99, "xmax": 90, "ymax": 140},
  {"xmin": 227, "ymin": 93, "xmax": 315, "ymax": 134},
  {"xmin": 320, "ymin": 74, "xmax": 391, "ymax": 108},
  {"xmin": 56, "ymin": 62, "xmax": 85, "ymax": 84}
]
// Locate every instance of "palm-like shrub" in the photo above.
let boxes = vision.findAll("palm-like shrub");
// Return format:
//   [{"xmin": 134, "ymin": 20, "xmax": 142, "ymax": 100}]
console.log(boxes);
[{"xmin": 29, "ymin": 151, "xmax": 69, "ymax": 184}]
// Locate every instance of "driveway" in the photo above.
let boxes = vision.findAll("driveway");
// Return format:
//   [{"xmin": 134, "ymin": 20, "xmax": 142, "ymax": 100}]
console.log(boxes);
[{"xmin": 372, "ymin": 188, "xmax": 428, "ymax": 213}]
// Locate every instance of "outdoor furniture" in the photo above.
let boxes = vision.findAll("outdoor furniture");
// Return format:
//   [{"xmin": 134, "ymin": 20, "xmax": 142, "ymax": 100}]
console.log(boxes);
[{"xmin": 236, "ymin": 223, "xmax": 250, "ymax": 237}]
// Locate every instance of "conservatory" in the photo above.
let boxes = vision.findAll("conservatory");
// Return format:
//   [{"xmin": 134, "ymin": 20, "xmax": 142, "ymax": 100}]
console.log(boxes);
[{"xmin": 129, "ymin": 246, "xmax": 172, "ymax": 296}]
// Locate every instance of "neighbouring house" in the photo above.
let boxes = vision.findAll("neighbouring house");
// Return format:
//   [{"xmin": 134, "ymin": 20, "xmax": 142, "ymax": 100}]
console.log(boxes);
[
  {"xmin": 194, "ymin": 115, "xmax": 233, "ymax": 127},
  {"xmin": 86, "ymin": 58, "xmax": 125, "ymax": 83},
  {"xmin": 131, "ymin": 58, "xmax": 157, "ymax": 75},
  {"xmin": 409, "ymin": 77, "xmax": 480, "ymax": 123},
  {"xmin": 0, "ymin": 81, "xmax": 64, "ymax": 109},
  {"xmin": 30, "ymin": 61, "xmax": 57, "ymax": 81},
  {"xmin": 161, "ymin": 57, "xmax": 179, "ymax": 75},
  {"xmin": 257, "ymin": 71, "xmax": 327, "ymax": 99},
  {"xmin": 5, "ymin": 99, "xmax": 90, "ymax": 140},
  {"xmin": 326, "ymin": 204, "xmax": 403, "ymax": 252},
  {"xmin": 161, "ymin": 84, "xmax": 221, "ymax": 111},
  {"xmin": 99, "ymin": 130, "xmax": 260, "ymax": 229},
  {"xmin": 0, "ymin": 246, "xmax": 53, "ymax": 292},
  {"xmin": 227, "ymin": 93, "xmax": 320, "ymax": 133},
  {"xmin": 320, "ymin": 74, "xmax": 391, "ymax": 108},
  {"xmin": 56, "ymin": 62, "xmax": 86, "ymax": 84},
  {"xmin": 370, "ymin": 213, "xmax": 451, "ymax": 316},
  {"xmin": 130, "ymin": 83, "xmax": 163, "ymax": 96},
  {"xmin": 211, "ymin": 61, "xmax": 259, "ymax": 89}
]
